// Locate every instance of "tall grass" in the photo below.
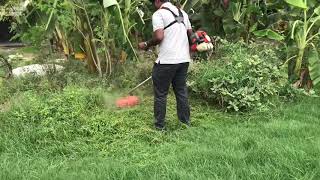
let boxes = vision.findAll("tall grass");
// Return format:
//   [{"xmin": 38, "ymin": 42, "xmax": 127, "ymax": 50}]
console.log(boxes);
[
  {"xmin": 0, "ymin": 47, "xmax": 319, "ymax": 180},
  {"xmin": 0, "ymin": 85, "xmax": 319, "ymax": 179}
]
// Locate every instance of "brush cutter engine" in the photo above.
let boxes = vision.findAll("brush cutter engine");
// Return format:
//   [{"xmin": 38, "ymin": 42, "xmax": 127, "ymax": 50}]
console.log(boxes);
[
  {"xmin": 190, "ymin": 31, "xmax": 214, "ymax": 52},
  {"xmin": 160, "ymin": 6, "xmax": 213, "ymax": 53}
]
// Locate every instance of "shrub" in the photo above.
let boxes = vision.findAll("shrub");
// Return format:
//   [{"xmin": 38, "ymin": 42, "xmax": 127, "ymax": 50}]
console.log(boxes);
[{"xmin": 189, "ymin": 40, "xmax": 285, "ymax": 112}]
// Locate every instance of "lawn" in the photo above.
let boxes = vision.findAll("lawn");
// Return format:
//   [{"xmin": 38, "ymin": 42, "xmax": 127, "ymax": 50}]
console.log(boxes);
[
  {"xmin": 0, "ymin": 90, "xmax": 319, "ymax": 180},
  {"xmin": 1, "ymin": 0, "xmax": 320, "ymax": 179}
]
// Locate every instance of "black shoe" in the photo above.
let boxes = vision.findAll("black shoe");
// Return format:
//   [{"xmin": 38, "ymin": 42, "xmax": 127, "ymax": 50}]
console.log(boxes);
[
  {"xmin": 180, "ymin": 120, "xmax": 190, "ymax": 126},
  {"xmin": 155, "ymin": 125, "xmax": 166, "ymax": 131}
]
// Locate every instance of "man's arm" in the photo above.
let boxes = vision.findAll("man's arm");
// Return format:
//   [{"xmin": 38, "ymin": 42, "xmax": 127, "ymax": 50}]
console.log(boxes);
[
  {"xmin": 187, "ymin": 29, "xmax": 193, "ymax": 38},
  {"xmin": 138, "ymin": 29, "xmax": 164, "ymax": 50},
  {"xmin": 138, "ymin": 11, "xmax": 164, "ymax": 50},
  {"xmin": 147, "ymin": 29, "xmax": 164, "ymax": 47}
]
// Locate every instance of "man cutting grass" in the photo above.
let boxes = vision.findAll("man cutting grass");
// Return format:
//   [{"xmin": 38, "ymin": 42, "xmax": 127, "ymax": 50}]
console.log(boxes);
[{"xmin": 138, "ymin": 0, "xmax": 193, "ymax": 130}]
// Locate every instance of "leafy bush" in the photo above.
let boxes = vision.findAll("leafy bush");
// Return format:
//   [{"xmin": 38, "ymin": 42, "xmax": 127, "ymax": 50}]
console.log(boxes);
[
  {"xmin": 189, "ymin": 40, "xmax": 285, "ymax": 112},
  {"xmin": 278, "ymin": 83, "xmax": 304, "ymax": 102}
]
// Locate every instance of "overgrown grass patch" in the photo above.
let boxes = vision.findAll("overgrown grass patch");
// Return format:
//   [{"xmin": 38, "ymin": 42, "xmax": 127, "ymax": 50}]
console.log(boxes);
[
  {"xmin": 0, "ymin": 85, "xmax": 320, "ymax": 179},
  {"xmin": 0, "ymin": 49, "xmax": 319, "ymax": 179}
]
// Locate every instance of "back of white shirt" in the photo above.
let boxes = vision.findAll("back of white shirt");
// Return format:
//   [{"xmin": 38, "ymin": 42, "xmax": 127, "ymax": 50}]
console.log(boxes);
[{"xmin": 152, "ymin": 2, "xmax": 192, "ymax": 64}]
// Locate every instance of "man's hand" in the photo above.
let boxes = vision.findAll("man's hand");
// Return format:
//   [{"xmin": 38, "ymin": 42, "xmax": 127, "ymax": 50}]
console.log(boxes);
[
  {"xmin": 138, "ymin": 29, "xmax": 164, "ymax": 51},
  {"xmin": 138, "ymin": 42, "xmax": 148, "ymax": 50}
]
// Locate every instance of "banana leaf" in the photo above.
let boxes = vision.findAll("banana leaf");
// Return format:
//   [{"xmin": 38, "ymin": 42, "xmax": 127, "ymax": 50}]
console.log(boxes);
[
  {"xmin": 253, "ymin": 29, "xmax": 284, "ymax": 41},
  {"xmin": 285, "ymin": 0, "xmax": 307, "ymax": 9},
  {"xmin": 103, "ymin": 0, "xmax": 118, "ymax": 8},
  {"xmin": 308, "ymin": 47, "xmax": 320, "ymax": 86}
]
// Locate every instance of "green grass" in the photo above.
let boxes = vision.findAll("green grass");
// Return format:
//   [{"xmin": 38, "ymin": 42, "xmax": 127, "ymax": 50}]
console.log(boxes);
[
  {"xmin": 0, "ymin": 34, "xmax": 318, "ymax": 179},
  {"xmin": 0, "ymin": 85, "xmax": 319, "ymax": 179}
]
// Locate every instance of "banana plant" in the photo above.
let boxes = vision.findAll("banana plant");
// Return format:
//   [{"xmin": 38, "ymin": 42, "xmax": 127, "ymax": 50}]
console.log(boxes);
[
  {"xmin": 179, "ymin": 0, "xmax": 205, "ymax": 11},
  {"xmin": 179, "ymin": 0, "xmax": 230, "ymax": 12},
  {"xmin": 103, "ymin": 0, "xmax": 138, "ymax": 61},
  {"xmin": 285, "ymin": 0, "xmax": 320, "ymax": 77}
]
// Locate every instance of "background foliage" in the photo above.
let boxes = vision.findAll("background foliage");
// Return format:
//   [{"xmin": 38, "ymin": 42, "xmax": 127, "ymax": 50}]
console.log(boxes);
[
  {"xmin": 0, "ymin": 0, "xmax": 319, "ymax": 106},
  {"xmin": 189, "ymin": 40, "xmax": 285, "ymax": 111},
  {"xmin": 1, "ymin": 1, "xmax": 320, "ymax": 178}
]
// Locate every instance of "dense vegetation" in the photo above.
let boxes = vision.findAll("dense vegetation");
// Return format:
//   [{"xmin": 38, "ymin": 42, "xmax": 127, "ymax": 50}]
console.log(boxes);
[
  {"xmin": 1, "ymin": 0, "xmax": 320, "ymax": 83},
  {"xmin": 0, "ymin": 69, "xmax": 320, "ymax": 179},
  {"xmin": 189, "ymin": 40, "xmax": 285, "ymax": 111},
  {"xmin": 0, "ymin": 59, "xmax": 320, "ymax": 179},
  {"xmin": 1, "ymin": 0, "xmax": 320, "ymax": 179}
]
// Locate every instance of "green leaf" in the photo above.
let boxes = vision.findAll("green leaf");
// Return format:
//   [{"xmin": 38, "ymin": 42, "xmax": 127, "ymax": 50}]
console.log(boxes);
[
  {"xmin": 285, "ymin": 0, "xmax": 307, "ymax": 9},
  {"xmin": 223, "ymin": 18, "xmax": 237, "ymax": 32},
  {"xmin": 253, "ymin": 29, "xmax": 268, "ymax": 36},
  {"xmin": 309, "ymin": 16, "xmax": 320, "ymax": 31},
  {"xmin": 308, "ymin": 48, "xmax": 320, "ymax": 86},
  {"xmin": 267, "ymin": 30, "xmax": 285, "ymax": 41},
  {"xmin": 103, "ymin": 0, "xmax": 118, "ymax": 8},
  {"xmin": 183, "ymin": 0, "xmax": 202, "ymax": 11},
  {"xmin": 213, "ymin": 9, "xmax": 224, "ymax": 17},
  {"xmin": 249, "ymin": 23, "xmax": 258, "ymax": 33},
  {"xmin": 291, "ymin": 20, "xmax": 303, "ymax": 39},
  {"xmin": 308, "ymin": 0, "xmax": 318, "ymax": 8},
  {"xmin": 45, "ymin": 0, "xmax": 58, "ymax": 30},
  {"xmin": 314, "ymin": 6, "xmax": 320, "ymax": 15},
  {"xmin": 253, "ymin": 29, "xmax": 284, "ymax": 41}
]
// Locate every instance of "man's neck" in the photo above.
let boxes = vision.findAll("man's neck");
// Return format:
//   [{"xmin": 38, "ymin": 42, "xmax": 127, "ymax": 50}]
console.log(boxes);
[{"xmin": 159, "ymin": 2, "xmax": 170, "ymax": 9}]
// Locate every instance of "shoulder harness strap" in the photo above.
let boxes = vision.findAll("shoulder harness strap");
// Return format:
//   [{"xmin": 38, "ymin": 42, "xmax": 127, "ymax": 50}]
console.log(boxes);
[{"xmin": 161, "ymin": 7, "xmax": 185, "ymax": 30}]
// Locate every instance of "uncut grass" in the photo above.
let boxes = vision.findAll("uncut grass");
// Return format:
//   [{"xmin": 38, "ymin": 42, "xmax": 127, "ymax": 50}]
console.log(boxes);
[{"xmin": 0, "ymin": 86, "xmax": 320, "ymax": 179}]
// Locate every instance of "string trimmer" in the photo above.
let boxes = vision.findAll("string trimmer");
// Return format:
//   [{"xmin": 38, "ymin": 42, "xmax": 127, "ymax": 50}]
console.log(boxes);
[{"xmin": 115, "ymin": 76, "xmax": 152, "ymax": 108}]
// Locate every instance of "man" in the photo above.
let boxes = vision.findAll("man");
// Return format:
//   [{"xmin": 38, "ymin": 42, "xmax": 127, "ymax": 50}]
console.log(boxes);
[{"xmin": 138, "ymin": 0, "xmax": 193, "ymax": 130}]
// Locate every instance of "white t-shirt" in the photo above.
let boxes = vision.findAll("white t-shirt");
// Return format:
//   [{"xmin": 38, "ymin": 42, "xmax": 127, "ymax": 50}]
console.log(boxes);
[{"xmin": 152, "ymin": 2, "xmax": 192, "ymax": 64}]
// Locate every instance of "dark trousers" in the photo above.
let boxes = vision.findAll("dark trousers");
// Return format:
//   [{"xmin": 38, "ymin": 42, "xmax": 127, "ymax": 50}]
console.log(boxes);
[{"xmin": 152, "ymin": 62, "xmax": 190, "ymax": 128}]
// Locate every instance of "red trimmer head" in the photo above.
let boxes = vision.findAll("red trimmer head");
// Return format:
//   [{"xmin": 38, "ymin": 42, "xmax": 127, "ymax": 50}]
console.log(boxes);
[{"xmin": 116, "ymin": 96, "xmax": 140, "ymax": 108}]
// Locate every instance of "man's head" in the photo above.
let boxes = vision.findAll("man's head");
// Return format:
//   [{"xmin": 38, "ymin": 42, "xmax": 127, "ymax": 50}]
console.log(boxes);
[{"xmin": 149, "ymin": 0, "xmax": 169, "ymax": 9}]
